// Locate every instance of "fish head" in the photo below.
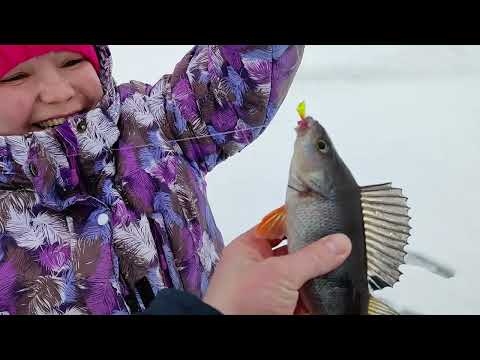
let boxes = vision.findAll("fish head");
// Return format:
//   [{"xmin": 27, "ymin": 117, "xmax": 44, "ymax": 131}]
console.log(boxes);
[{"xmin": 289, "ymin": 116, "xmax": 340, "ymax": 198}]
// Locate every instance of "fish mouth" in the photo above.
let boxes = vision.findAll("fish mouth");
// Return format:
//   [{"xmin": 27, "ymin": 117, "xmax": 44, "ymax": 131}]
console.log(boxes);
[
  {"xmin": 296, "ymin": 118, "xmax": 310, "ymax": 129},
  {"xmin": 297, "ymin": 119, "xmax": 310, "ymax": 129},
  {"xmin": 295, "ymin": 117, "xmax": 312, "ymax": 135}
]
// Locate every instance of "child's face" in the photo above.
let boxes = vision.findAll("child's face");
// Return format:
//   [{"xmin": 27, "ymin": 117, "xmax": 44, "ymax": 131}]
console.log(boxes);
[{"xmin": 0, "ymin": 51, "xmax": 103, "ymax": 135}]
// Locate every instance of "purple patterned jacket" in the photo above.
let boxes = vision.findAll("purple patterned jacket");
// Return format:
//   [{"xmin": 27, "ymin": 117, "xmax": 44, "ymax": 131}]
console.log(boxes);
[{"xmin": 0, "ymin": 45, "xmax": 304, "ymax": 315}]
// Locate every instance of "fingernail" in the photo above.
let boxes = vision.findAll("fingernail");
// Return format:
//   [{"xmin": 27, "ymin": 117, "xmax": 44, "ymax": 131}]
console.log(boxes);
[{"xmin": 324, "ymin": 234, "xmax": 351, "ymax": 255}]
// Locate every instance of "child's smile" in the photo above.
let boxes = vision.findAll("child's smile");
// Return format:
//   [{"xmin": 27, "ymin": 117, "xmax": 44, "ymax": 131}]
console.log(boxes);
[{"xmin": 0, "ymin": 50, "xmax": 103, "ymax": 135}]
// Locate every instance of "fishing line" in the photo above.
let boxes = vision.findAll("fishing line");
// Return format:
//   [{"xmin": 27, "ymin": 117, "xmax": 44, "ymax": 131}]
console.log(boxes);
[{"xmin": 0, "ymin": 125, "xmax": 269, "ymax": 174}]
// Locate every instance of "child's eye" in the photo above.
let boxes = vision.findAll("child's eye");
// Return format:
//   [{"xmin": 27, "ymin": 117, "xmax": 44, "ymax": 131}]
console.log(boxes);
[
  {"xmin": 62, "ymin": 58, "xmax": 84, "ymax": 68},
  {"xmin": 0, "ymin": 73, "xmax": 29, "ymax": 83}
]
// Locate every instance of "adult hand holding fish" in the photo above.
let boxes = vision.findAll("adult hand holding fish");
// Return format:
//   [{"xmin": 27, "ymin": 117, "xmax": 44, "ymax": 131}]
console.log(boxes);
[{"xmin": 203, "ymin": 225, "xmax": 351, "ymax": 315}]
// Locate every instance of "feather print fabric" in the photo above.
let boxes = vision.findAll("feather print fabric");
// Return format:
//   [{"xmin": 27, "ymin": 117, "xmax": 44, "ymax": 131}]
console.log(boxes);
[{"xmin": 0, "ymin": 45, "xmax": 304, "ymax": 314}]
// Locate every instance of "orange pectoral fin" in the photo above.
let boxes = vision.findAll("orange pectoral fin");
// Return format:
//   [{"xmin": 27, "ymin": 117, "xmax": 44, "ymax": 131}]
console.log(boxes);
[{"xmin": 255, "ymin": 205, "xmax": 287, "ymax": 240}]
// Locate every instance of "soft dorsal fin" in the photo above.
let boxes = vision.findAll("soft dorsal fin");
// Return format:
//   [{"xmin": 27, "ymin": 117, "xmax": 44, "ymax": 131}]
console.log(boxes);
[{"xmin": 361, "ymin": 183, "xmax": 412, "ymax": 290}]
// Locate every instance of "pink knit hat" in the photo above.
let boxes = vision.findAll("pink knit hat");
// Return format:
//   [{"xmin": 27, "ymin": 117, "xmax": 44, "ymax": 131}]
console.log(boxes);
[{"xmin": 0, "ymin": 45, "xmax": 100, "ymax": 79}]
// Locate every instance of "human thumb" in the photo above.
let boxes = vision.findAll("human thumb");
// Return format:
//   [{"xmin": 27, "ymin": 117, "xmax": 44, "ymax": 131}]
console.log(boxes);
[{"xmin": 280, "ymin": 233, "xmax": 352, "ymax": 289}]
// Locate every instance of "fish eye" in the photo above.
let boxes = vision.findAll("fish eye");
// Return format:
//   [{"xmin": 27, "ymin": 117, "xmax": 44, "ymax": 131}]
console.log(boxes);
[{"xmin": 317, "ymin": 139, "xmax": 329, "ymax": 153}]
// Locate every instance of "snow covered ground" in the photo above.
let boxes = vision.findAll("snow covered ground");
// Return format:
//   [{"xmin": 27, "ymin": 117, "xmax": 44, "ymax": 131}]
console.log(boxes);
[{"xmin": 110, "ymin": 45, "xmax": 480, "ymax": 314}]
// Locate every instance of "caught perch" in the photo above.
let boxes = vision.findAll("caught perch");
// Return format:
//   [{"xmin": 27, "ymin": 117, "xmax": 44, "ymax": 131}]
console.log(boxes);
[{"xmin": 257, "ymin": 102, "xmax": 412, "ymax": 315}]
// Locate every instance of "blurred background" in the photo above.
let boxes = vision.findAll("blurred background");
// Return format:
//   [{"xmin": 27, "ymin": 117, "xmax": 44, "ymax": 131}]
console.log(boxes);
[{"xmin": 110, "ymin": 45, "xmax": 480, "ymax": 314}]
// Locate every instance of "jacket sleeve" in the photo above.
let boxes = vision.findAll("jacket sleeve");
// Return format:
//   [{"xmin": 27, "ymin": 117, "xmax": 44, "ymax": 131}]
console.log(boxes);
[
  {"xmin": 140, "ymin": 289, "xmax": 222, "ymax": 315},
  {"xmin": 149, "ymin": 45, "xmax": 305, "ymax": 175}
]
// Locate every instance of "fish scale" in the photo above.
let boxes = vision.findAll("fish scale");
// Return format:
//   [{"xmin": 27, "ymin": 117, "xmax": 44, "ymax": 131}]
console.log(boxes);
[{"xmin": 287, "ymin": 194, "xmax": 343, "ymax": 252}]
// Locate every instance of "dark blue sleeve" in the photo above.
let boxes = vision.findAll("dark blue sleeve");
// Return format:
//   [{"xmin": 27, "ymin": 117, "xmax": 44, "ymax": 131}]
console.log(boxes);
[{"xmin": 140, "ymin": 289, "xmax": 222, "ymax": 315}]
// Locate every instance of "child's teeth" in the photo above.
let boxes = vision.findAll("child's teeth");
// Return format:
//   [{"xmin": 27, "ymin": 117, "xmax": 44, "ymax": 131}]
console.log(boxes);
[{"xmin": 39, "ymin": 118, "xmax": 66, "ymax": 129}]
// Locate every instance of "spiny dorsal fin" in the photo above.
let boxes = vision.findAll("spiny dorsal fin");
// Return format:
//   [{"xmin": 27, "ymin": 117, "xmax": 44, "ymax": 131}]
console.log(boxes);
[
  {"xmin": 368, "ymin": 296, "xmax": 398, "ymax": 315},
  {"xmin": 361, "ymin": 183, "xmax": 411, "ymax": 290}
]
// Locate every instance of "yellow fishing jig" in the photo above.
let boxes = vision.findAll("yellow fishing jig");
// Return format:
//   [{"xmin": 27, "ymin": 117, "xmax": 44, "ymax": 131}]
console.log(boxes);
[{"xmin": 296, "ymin": 101, "xmax": 306, "ymax": 120}]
